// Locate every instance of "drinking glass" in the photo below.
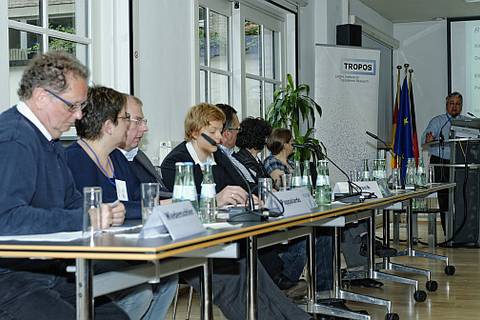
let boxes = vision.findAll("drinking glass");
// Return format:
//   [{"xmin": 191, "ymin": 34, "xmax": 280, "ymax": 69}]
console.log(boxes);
[
  {"xmin": 83, "ymin": 186, "xmax": 102, "ymax": 243},
  {"xmin": 278, "ymin": 173, "xmax": 292, "ymax": 191},
  {"xmin": 258, "ymin": 178, "xmax": 273, "ymax": 209},
  {"xmin": 141, "ymin": 183, "xmax": 160, "ymax": 225}
]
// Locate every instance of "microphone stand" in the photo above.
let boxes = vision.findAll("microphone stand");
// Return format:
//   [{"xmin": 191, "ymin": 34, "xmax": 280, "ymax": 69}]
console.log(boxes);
[{"xmin": 200, "ymin": 133, "xmax": 264, "ymax": 222}]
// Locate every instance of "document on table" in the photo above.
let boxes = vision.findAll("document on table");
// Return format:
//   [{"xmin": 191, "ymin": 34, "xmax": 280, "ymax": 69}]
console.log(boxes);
[{"xmin": 0, "ymin": 231, "xmax": 84, "ymax": 242}]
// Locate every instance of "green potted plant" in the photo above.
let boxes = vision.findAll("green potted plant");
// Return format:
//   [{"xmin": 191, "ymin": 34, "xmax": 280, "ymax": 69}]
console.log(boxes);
[{"xmin": 266, "ymin": 73, "xmax": 323, "ymax": 161}]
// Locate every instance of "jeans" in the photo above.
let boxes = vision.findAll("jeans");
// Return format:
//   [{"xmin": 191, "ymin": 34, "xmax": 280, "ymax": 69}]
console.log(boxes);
[
  {"xmin": 279, "ymin": 231, "xmax": 334, "ymax": 291},
  {"xmin": 113, "ymin": 275, "xmax": 178, "ymax": 320},
  {"xmin": 0, "ymin": 268, "xmax": 128, "ymax": 320}
]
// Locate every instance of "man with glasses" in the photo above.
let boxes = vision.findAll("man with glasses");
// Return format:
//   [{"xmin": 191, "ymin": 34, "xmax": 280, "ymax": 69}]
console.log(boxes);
[
  {"xmin": 0, "ymin": 52, "xmax": 128, "ymax": 318},
  {"xmin": 119, "ymin": 95, "xmax": 172, "ymax": 199}
]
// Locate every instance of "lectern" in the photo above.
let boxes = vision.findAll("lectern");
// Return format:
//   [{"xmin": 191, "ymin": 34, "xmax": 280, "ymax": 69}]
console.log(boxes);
[{"xmin": 428, "ymin": 138, "xmax": 480, "ymax": 246}]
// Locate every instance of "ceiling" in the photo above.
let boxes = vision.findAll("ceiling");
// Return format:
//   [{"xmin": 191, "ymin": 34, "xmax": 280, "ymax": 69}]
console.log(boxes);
[{"xmin": 358, "ymin": 0, "xmax": 480, "ymax": 23}]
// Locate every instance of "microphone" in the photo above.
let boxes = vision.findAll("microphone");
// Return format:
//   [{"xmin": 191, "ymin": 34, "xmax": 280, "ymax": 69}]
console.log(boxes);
[
  {"xmin": 438, "ymin": 116, "xmax": 452, "ymax": 143},
  {"xmin": 467, "ymin": 112, "xmax": 477, "ymax": 118},
  {"xmin": 365, "ymin": 131, "xmax": 393, "ymax": 151},
  {"xmin": 293, "ymin": 143, "xmax": 362, "ymax": 200},
  {"xmin": 200, "ymin": 133, "xmax": 263, "ymax": 222}
]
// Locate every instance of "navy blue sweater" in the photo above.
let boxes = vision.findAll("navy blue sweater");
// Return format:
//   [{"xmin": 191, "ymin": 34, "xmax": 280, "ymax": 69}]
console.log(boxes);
[
  {"xmin": 0, "ymin": 107, "xmax": 83, "ymax": 235},
  {"xmin": 65, "ymin": 142, "xmax": 141, "ymax": 219}
]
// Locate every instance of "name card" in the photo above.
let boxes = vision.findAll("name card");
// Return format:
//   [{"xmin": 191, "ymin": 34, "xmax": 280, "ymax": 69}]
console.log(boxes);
[
  {"xmin": 141, "ymin": 202, "xmax": 206, "ymax": 240},
  {"xmin": 333, "ymin": 181, "xmax": 383, "ymax": 199},
  {"xmin": 275, "ymin": 187, "xmax": 316, "ymax": 217}
]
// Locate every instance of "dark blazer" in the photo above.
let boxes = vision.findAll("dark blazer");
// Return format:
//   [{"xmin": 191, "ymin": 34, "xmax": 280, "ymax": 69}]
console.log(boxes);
[
  {"xmin": 160, "ymin": 141, "xmax": 248, "ymax": 194},
  {"xmin": 130, "ymin": 149, "xmax": 172, "ymax": 199},
  {"xmin": 233, "ymin": 148, "xmax": 269, "ymax": 184}
]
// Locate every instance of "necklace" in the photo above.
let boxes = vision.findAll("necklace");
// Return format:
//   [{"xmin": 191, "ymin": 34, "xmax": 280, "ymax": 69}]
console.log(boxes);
[{"xmin": 80, "ymin": 139, "xmax": 116, "ymax": 183}]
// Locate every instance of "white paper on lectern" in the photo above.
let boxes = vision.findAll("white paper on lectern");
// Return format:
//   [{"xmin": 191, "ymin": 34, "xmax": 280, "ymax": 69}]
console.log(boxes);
[{"xmin": 275, "ymin": 187, "xmax": 316, "ymax": 217}]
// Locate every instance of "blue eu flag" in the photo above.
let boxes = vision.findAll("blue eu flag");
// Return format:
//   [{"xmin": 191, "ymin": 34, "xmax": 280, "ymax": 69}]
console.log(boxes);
[{"xmin": 393, "ymin": 76, "xmax": 413, "ymax": 185}]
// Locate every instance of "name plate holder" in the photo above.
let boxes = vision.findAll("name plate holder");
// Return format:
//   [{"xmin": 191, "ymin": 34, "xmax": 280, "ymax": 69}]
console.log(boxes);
[
  {"xmin": 140, "ymin": 201, "xmax": 206, "ymax": 240},
  {"xmin": 275, "ymin": 187, "xmax": 316, "ymax": 217}
]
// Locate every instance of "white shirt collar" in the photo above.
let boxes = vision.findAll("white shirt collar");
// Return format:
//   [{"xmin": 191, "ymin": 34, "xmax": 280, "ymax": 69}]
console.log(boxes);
[
  {"xmin": 16, "ymin": 101, "xmax": 53, "ymax": 141},
  {"xmin": 186, "ymin": 141, "xmax": 216, "ymax": 166},
  {"xmin": 119, "ymin": 147, "xmax": 139, "ymax": 161}
]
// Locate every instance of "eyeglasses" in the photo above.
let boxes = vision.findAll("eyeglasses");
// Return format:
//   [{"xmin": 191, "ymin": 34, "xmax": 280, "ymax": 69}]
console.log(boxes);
[
  {"xmin": 129, "ymin": 118, "xmax": 148, "ymax": 126},
  {"xmin": 226, "ymin": 127, "xmax": 241, "ymax": 131},
  {"xmin": 44, "ymin": 88, "xmax": 88, "ymax": 113},
  {"xmin": 118, "ymin": 112, "xmax": 131, "ymax": 121}
]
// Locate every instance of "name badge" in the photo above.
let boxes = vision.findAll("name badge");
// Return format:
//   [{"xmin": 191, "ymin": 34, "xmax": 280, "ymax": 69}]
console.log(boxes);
[
  {"xmin": 275, "ymin": 187, "xmax": 315, "ymax": 217},
  {"xmin": 115, "ymin": 179, "xmax": 129, "ymax": 201},
  {"xmin": 155, "ymin": 202, "xmax": 206, "ymax": 240}
]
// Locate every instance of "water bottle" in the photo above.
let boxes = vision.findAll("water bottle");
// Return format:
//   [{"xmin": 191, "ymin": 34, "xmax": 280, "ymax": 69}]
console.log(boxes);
[
  {"xmin": 172, "ymin": 162, "xmax": 184, "ymax": 202},
  {"xmin": 315, "ymin": 160, "xmax": 332, "ymax": 205},
  {"xmin": 405, "ymin": 158, "xmax": 416, "ymax": 190},
  {"xmin": 292, "ymin": 160, "xmax": 302, "ymax": 188},
  {"xmin": 183, "ymin": 162, "xmax": 198, "ymax": 209},
  {"xmin": 302, "ymin": 160, "xmax": 312, "ymax": 193},
  {"xmin": 416, "ymin": 159, "xmax": 427, "ymax": 187},
  {"xmin": 361, "ymin": 159, "xmax": 370, "ymax": 181},
  {"xmin": 199, "ymin": 163, "xmax": 217, "ymax": 223}
]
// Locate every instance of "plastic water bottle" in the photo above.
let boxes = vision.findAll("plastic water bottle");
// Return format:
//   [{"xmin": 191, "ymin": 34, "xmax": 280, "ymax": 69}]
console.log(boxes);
[
  {"xmin": 361, "ymin": 159, "xmax": 371, "ymax": 181},
  {"xmin": 315, "ymin": 160, "xmax": 332, "ymax": 205},
  {"xmin": 405, "ymin": 158, "xmax": 416, "ymax": 190},
  {"xmin": 199, "ymin": 163, "xmax": 217, "ymax": 223},
  {"xmin": 172, "ymin": 162, "xmax": 184, "ymax": 202},
  {"xmin": 183, "ymin": 162, "xmax": 198, "ymax": 209},
  {"xmin": 292, "ymin": 160, "xmax": 302, "ymax": 188},
  {"xmin": 302, "ymin": 160, "xmax": 312, "ymax": 193}
]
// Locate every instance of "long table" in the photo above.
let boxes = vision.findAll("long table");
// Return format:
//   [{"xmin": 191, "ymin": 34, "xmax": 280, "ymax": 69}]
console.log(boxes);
[{"xmin": 0, "ymin": 183, "xmax": 455, "ymax": 320}]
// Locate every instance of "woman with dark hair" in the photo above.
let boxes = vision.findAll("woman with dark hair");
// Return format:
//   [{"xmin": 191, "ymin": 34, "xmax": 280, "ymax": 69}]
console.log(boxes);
[
  {"xmin": 65, "ymin": 86, "xmax": 141, "ymax": 219},
  {"xmin": 264, "ymin": 128, "xmax": 294, "ymax": 188},
  {"xmin": 233, "ymin": 117, "xmax": 272, "ymax": 183},
  {"xmin": 65, "ymin": 86, "xmax": 177, "ymax": 320}
]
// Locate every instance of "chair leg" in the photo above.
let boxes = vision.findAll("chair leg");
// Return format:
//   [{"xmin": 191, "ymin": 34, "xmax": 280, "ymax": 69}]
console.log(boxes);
[
  {"xmin": 186, "ymin": 286, "xmax": 194, "ymax": 320},
  {"xmin": 172, "ymin": 284, "xmax": 180, "ymax": 320}
]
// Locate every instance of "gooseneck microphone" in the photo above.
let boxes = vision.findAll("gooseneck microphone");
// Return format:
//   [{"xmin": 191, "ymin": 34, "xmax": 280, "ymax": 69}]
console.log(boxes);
[
  {"xmin": 467, "ymin": 112, "xmax": 477, "ymax": 118},
  {"xmin": 200, "ymin": 133, "xmax": 263, "ymax": 222},
  {"xmin": 292, "ymin": 143, "xmax": 362, "ymax": 200},
  {"xmin": 365, "ymin": 131, "xmax": 392, "ymax": 151},
  {"xmin": 439, "ymin": 116, "xmax": 452, "ymax": 143}
]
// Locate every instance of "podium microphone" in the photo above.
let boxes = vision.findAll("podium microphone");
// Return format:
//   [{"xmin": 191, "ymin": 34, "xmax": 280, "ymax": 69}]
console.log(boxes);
[
  {"xmin": 467, "ymin": 112, "xmax": 477, "ymax": 118},
  {"xmin": 200, "ymin": 133, "xmax": 264, "ymax": 222}
]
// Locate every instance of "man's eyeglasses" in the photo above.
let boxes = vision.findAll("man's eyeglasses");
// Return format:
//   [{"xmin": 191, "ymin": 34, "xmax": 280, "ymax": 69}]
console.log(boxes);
[
  {"xmin": 226, "ymin": 127, "xmax": 241, "ymax": 132},
  {"xmin": 44, "ymin": 88, "xmax": 88, "ymax": 113},
  {"xmin": 118, "ymin": 112, "xmax": 131, "ymax": 121},
  {"xmin": 129, "ymin": 118, "xmax": 148, "ymax": 126}
]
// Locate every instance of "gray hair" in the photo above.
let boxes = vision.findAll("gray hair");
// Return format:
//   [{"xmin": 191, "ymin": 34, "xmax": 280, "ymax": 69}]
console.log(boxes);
[
  {"xmin": 446, "ymin": 91, "xmax": 463, "ymax": 104},
  {"xmin": 17, "ymin": 51, "xmax": 89, "ymax": 100}
]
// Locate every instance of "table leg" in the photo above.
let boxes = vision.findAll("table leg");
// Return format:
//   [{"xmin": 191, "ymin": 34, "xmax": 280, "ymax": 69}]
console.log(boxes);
[
  {"xmin": 246, "ymin": 236, "xmax": 258, "ymax": 320},
  {"xmin": 200, "ymin": 258, "xmax": 213, "ymax": 320},
  {"xmin": 76, "ymin": 258, "xmax": 93, "ymax": 320}
]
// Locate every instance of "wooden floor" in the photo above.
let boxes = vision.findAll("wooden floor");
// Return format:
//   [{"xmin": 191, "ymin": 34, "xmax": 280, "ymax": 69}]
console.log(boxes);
[{"xmin": 167, "ymin": 222, "xmax": 480, "ymax": 319}]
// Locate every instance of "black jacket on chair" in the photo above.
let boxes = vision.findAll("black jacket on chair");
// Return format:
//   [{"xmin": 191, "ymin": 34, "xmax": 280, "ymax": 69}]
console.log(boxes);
[{"xmin": 160, "ymin": 141, "xmax": 248, "ymax": 194}]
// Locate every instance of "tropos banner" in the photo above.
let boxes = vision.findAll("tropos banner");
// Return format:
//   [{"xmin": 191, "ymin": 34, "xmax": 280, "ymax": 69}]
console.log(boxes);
[{"xmin": 314, "ymin": 44, "xmax": 380, "ymax": 183}]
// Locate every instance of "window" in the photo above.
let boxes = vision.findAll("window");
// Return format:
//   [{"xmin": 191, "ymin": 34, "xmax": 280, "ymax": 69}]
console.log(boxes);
[
  {"xmin": 199, "ymin": 5, "xmax": 231, "ymax": 104},
  {"xmin": 198, "ymin": 0, "xmax": 289, "ymax": 118},
  {"xmin": 8, "ymin": 0, "xmax": 90, "ymax": 104},
  {"xmin": 244, "ymin": 19, "xmax": 281, "ymax": 118}
]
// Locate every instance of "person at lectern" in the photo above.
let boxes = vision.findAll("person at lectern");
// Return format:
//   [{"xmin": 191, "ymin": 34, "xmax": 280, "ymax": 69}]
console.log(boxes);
[{"xmin": 422, "ymin": 91, "xmax": 467, "ymax": 233}]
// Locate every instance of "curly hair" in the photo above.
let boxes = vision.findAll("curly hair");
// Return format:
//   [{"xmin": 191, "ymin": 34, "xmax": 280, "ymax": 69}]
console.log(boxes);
[
  {"xmin": 18, "ymin": 51, "xmax": 89, "ymax": 100},
  {"xmin": 236, "ymin": 117, "xmax": 272, "ymax": 151},
  {"xmin": 184, "ymin": 103, "xmax": 226, "ymax": 141},
  {"xmin": 75, "ymin": 86, "xmax": 127, "ymax": 140},
  {"xmin": 266, "ymin": 128, "xmax": 292, "ymax": 155}
]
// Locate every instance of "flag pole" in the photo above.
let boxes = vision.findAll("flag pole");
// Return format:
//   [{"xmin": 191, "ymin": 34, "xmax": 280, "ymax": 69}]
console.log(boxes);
[{"xmin": 391, "ymin": 65, "xmax": 402, "ymax": 169}]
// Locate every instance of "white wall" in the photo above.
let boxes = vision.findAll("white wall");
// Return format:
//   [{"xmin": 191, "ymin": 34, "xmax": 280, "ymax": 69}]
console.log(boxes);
[
  {"xmin": 394, "ymin": 21, "xmax": 448, "ymax": 150},
  {"xmin": 349, "ymin": 0, "xmax": 393, "ymax": 36},
  {"xmin": 134, "ymin": 0, "xmax": 196, "ymax": 162}
]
